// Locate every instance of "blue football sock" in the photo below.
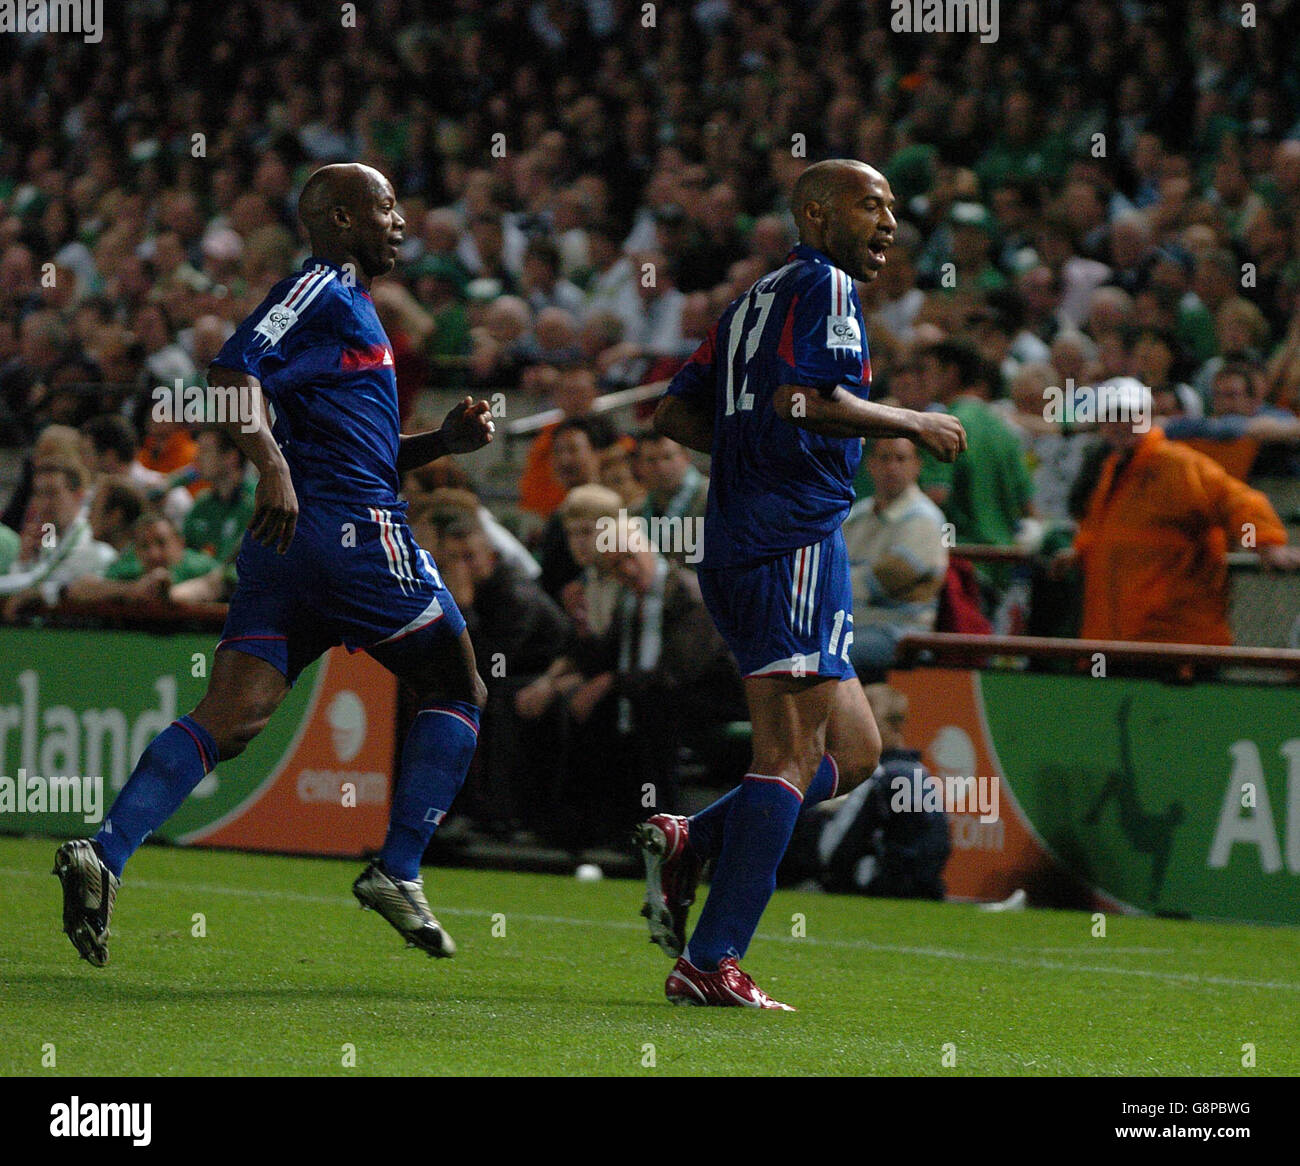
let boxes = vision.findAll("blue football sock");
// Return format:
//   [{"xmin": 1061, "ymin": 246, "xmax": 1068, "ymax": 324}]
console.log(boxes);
[
  {"xmin": 688, "ymin": 754, "xmax": 838, "ymax": 861},
  {"xmin": 684, "ymin": 773, "xmax": 804, "ymax": 971},
  {"xmin": 379, "ymin": 701, "xmax": 480, "ymax": 881},
  {"xmin": 94, "ymin": 715, "xmax": 218, "ymax": 878}
]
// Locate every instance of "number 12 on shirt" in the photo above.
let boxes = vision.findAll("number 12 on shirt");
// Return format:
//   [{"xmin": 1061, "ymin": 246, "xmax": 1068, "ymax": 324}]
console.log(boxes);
[{"xmin": 724, "ymin": 289, "xmax": 776, "ymax": 415}]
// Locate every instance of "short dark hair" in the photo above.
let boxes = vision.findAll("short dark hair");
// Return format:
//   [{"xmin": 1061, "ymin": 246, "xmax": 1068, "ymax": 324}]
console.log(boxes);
[
  {"xmin": 82, "ymin": 414, "xmax": 137, "ymax": 463},
  {"xmin": 924, "ymin": 339, "xmax": 981, "ymax": 388},
  {"xmin": 554, "ymin": 415, "xmax": 618, "ymax": 451},
  {"xmin": 98, "ymin": 477, "xmax": 147, "ymax": 527}
]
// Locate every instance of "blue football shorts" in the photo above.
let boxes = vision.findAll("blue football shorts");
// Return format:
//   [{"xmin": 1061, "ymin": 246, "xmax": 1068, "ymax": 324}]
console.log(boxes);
[
  {"xmin": 217, "ymin": 499, "xmax": 466, "ymax": 684},
  {"xmin": 697, "ymin": 527, "xmax": 856, "ymax": 680}
]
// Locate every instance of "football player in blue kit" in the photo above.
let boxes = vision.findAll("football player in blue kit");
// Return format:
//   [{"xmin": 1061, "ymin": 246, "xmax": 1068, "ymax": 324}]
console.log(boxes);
[
  {"xmin": 635, "ymin": 159, "xmax": 967, "ymax": 1008},
  {"xmin": 54, "ymin": 164, "xmax": 496, "ymax": 966}
]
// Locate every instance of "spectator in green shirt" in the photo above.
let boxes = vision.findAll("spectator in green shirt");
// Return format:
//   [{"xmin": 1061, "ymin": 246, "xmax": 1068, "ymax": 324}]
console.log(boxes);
[
  {"xmin": 920, "ymin": 339, "xmax": 1034, "ymax": 548},
  {"xmin": 184, "ymin": 426, "xmax": 256, "ymax": 564},
  {"xmin": 69, "ymin": 512, "xmax": 218, "ymax": 604},
  {"xmin": 87, "ymin": 477, "xmax": 148, "ymax": 571},
  {"xmin": 853, "ymin": 358, "xmax": 954, "ymax": 506}
]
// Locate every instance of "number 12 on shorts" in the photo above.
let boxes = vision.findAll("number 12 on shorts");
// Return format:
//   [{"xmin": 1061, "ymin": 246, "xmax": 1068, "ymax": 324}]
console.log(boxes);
[{"xmin": 828, "ymin": 608, "xmax": 853, "ymax": 662}]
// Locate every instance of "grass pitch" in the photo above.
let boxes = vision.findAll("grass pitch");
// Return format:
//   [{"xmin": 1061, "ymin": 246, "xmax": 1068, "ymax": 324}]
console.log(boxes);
[{"xmin": 1, "ymin": 835, "xmax": 1296, "ymax": 1076}]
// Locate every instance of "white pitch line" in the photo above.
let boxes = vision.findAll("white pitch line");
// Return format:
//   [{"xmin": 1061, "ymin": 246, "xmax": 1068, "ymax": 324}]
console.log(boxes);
[{"xmin": 7, "ymin": 867, "xmax": 1299, "ymax": 994}]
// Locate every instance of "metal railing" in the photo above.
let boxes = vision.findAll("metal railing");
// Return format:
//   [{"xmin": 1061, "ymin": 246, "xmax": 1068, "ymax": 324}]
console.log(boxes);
[{"xmin": 894, "ymin": 631, "xmax": 1300, "ymax": 680}]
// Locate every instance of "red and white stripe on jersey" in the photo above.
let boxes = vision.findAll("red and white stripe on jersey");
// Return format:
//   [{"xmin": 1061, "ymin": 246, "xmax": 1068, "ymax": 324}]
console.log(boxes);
[
  {"xmin": 252, "ymin": 265, "xmax": 336, "ymax": 350},
  {"xmin": 369, "ymin": 506, "xmax": 416, "ymax": 594},
  {"xmin": 829, "ymin": 266, "xmax": 852, "ymax": 318},
  {"xmin": 789, "ymin": 540, "xmax": 821, "ymax": 635}
]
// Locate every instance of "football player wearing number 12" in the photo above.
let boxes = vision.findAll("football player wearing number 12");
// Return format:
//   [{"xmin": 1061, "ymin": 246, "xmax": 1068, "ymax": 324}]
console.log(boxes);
[{"xmin": 636, "ymin": 159, "xmax": 967, "ymax": 1009}]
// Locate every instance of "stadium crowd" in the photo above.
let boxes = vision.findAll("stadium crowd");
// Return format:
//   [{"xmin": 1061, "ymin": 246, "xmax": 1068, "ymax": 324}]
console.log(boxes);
[{"xmin": 3, "ymin": 0, "xmax": 1300, "ymax": 844}]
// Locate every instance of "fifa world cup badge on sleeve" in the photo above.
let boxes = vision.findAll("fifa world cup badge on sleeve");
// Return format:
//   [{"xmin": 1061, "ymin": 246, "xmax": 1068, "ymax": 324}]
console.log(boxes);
[
  {"xmin": 826, "ymin": 314, "xmax": 861, "ymax": 351},
  {"xmin": 254, "ymin": 304, "xmax": 300, "ymax": 345}
]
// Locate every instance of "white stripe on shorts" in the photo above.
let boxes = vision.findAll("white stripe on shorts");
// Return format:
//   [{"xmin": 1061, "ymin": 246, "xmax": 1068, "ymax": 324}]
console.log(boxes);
[
  {"xmin": 371, "ymin": 507, "xmax": 411, "ymax": 595},
  {"xmin": 804, "ymin": 540, "xmax": 820, "ymax": 634}
]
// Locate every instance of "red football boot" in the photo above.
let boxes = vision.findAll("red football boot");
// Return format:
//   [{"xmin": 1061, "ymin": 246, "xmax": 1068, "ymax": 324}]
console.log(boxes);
[
  {"xmin": 633, "ymin": 813, "xmax": 703, "ymax": 958},
  {"xmin": 664, "ymin": 956, "xmax": 795, "ymax": 1011}
]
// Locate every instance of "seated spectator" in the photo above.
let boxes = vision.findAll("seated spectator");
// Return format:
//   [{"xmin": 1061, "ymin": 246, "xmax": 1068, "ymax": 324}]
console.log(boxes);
[
  {"xmin": 593, "ymin": 249, "xmax": 690, "ymax": 383},
  {"xmin": 81, "ymin": 413, "xmax": 194, "ymax": 527},
  {"xmin": 632, "ymin": 430, "xmax": 708, "ymax": 569},
  {"xmin": 555, "ymin": 483, "xmax": 623, "ymax": 639},
  {"xmin": 843, "ymin": 438, "xmax": 948, "ymax": 679},
  {"xmin": 519, "ymin": 237, "xmax": 585, "ymax": 318},
  {"xmin": 854, "ymin": 357, "xmax": 953, "ymax": 506},
  {"xmin": 87, "ymin": 476, "xmax": 147, "ymax": 557},
  {"xmin": 414, "ymin": 488, "xmax": 570, "ymax": 679},
  {"xmin": 1192, "ymin": 298, "xmax": 1271, "ymax": 404},
  {"xmin": 1053, "ymin": 378, "xmax": 1300, "ymax": 645},
  {"xmin": 516, "ymin": 307, "xmax": 583, "ymax": 369},
  {"xmin": 411, "ymin": 254, "xmax": 471, "ymax": 372},
  {"xmin": 2, "ymin": 422, "xmax": 90, "ymax": 530},
  {"xmin": 137, "ymin": 412, "xmax": 199, "ymax": 480},
  {"xmin": 0, "ymin": 462, "xmax": 116, "ymax": 615},
  {"xmin": 597, "ymin": 443, "xmax": 646, "ymax": 513},
  {"xmin": 518, "ymin": 365, "xmax": 601, "ymax": 518},
  {"xmin": 183, "ymin": 426, "xmax": 256, "ymax": 564},
  {"xmin": 535, "ymin": 415, "xmax": 618, "ymax": 600},
  {"xmin": 577, "ymin": 309, "xmax": 627, "ymax": 383},
  {"xmin": 515, "ymin": 514, "xmax": 743, "ymax": 845},
  {"xmin": 467, "ymin": 294, "xmax": 532, "ymax": 389},
  {"xmin": 65, "ymin": 511, "xmax": 218, "ymax": 605},
  {"xmin": 402, "ymin": 455, "xmax": 540, "ymax": 580},
  {"xmin": 579, "ymin": 219, "xmax": 640, "ymax": 332},
  {"xmin": 781, "ymin": 683, "xmax": 949, "ymax": 898}
]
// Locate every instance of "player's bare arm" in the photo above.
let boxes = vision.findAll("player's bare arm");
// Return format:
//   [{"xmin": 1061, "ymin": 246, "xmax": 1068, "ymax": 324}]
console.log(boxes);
[
  {"xmin": 208, "ymin": 363, "xmax": 299, "ymax": 554},
  {"xmin": 395, "ymin": 396, "xmax": 496, "ymax": 473},
  {"xmin": 653, "ymin": 394, "xmax": 714, "ymax": 455},
  {"xmin": 772, "ymin": 383, "xmax": 967, "ymax": 462}
]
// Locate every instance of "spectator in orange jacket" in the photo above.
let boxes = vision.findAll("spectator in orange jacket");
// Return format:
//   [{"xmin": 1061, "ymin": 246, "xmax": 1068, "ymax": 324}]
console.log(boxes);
[
  {"xmin": 518, "ymin": 365, "xmax": 599, "ymax": 518},
  {"xmin": 1057, "ymin": 378, "xmax": 1300, "ymax": 644}
]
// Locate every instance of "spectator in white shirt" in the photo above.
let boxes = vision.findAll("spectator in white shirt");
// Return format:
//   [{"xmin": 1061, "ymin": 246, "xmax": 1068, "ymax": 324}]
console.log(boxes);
[
  {"xmin": 0, "ymin": 461, "xmax": 116, "ymax": 616},
  {"xmin": 843, "ymin": 438, "xmax": 949, "ymax": 680}
]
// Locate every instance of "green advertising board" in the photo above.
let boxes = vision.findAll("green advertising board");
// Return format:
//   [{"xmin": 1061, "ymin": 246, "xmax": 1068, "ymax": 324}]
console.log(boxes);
[
  {"xmin": 980, "ymin": 672, "xmax": 1300, "ymax": 925},
  {"xmin": 0, "ymin": 628, "xmax": 320, "ymax": 841}
]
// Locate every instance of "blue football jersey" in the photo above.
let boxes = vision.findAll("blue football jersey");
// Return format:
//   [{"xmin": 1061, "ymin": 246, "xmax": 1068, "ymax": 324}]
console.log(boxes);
[
  {"xmin": 214, "ymin": 257, "xmax": 401, "ymax": 505},
  {"xmin": 666, "ymin": 243, "xmax": 871, "ymax": 568}
]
